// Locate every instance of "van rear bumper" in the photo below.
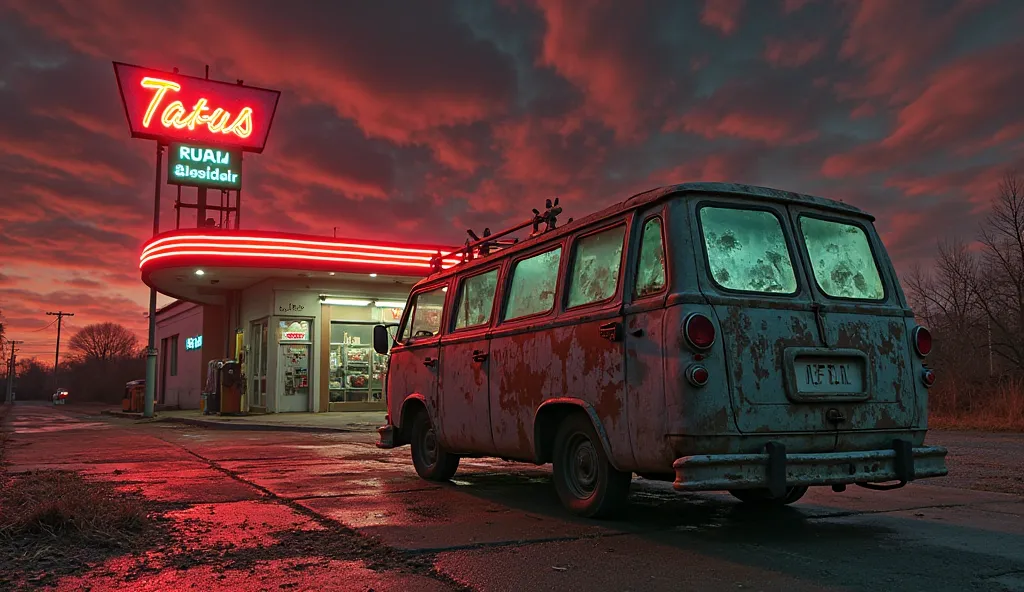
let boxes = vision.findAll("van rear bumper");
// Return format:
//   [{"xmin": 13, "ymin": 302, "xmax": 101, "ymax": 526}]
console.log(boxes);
[{"xmin": 672, "ymin": 441, "xmax": 948, "ymax": 492}]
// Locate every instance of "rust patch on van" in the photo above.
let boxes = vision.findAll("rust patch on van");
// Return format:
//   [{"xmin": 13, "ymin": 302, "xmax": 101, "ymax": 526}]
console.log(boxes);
[
  {"xmin": 835, "ymin": 321, "xmax": 870, "ymax": 351},
  {"xmin": 750, "ymin": 335, "xmax": 770, "ymax": 387},
  {"xmin": 722, "ymin": 307, "xmax": 752, "ymax": 385},
  {"xmin": 770, "ymin": 316, "xmax": 816, "ymax": 368}
]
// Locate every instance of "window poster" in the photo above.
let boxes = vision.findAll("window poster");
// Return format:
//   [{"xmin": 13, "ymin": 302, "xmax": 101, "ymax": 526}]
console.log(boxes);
[{"xmin": 278, "ymin": 319, "xmax": 310, "ymax": 342}]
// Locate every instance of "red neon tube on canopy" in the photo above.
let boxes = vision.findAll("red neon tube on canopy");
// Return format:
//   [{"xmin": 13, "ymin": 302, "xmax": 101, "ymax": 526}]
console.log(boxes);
[{"xmin": 140, "ymin": 230, "xmax": 461, "ymax": 275}]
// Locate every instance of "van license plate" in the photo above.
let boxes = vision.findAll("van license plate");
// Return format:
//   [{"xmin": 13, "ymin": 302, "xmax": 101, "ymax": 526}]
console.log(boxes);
[{"xmin": 794, "ymin": 358, "xmax": 865, "ymax": 394}]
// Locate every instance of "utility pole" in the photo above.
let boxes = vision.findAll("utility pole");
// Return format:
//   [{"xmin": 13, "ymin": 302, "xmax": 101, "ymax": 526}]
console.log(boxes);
[
  {"xmin": 46, "ymin": 311, "xmax": 75, "ymax": 386},
  {"xmin": 5, "ymin": 340, "xmax": 22, "ymax": 404}
]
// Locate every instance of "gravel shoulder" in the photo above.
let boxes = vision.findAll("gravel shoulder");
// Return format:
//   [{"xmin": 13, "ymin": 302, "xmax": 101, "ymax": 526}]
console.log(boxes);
[{"xmin": 925, "ymin": 429, "xmax": 1024, "ymax": 496}]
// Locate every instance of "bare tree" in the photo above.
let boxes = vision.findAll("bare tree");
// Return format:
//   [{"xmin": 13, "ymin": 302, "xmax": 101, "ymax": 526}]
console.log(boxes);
[
  {"xmin": 67, "ymin": 323, "xmax": 140, "ymax": 363},
  {"xmin": 905, "ymin": 237, "xmax": 980, "ymax": 336},
  {"xmin": 974, "ymin": 172, "xmax": 1024, "ymax": 372}
]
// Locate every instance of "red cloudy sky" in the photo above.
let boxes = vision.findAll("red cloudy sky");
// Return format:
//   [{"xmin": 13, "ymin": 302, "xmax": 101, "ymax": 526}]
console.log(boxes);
[{"xmin": 1, "ymin": 0, "xmax": 1023, "ymax": 360}]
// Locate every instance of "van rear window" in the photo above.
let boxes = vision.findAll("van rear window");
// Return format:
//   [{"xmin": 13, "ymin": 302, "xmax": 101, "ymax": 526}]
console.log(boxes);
[
  {"xmin": 699, "ymin": 206, "xmax": 797, "ymax": 294},
  {"xmin": 800, "ymin": 216, "xmax": 884, "ymax": 300}
]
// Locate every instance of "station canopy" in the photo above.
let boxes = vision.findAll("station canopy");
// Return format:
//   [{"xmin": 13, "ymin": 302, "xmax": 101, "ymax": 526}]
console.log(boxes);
[{"xmin": 140, "ymin": 229, "xmax": 460, "ymax": 304}]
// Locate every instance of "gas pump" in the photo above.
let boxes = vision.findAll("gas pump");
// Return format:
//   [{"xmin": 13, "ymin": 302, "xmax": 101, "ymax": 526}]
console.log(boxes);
[{"xmin": 203, "ymin": 359, "xmax": 244, "ymax": 415}]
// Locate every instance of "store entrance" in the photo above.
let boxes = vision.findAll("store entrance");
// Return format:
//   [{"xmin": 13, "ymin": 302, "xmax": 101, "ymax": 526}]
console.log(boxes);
[
  {"xmin": 329, "ymin": 322, "xmax": 388, "ymax": 404},
  {"xmin": 278, "ymin": 342, "xmax": 311, "ymax": 412},
  {"xmin": 277, "ymin": 318, "xmax": 312, "ymax": 413}
]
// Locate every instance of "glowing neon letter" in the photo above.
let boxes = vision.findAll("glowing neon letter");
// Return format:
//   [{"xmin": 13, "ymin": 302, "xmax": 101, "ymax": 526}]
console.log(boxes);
[
  {"xmin": 225, "ymin": 108, "xmax": 254, "ymax": 139},
  {"xmin": 161, "ymin": 101, "xmax": 187, "ymax": 128},
  {"xmin": 140, "ymin": 77, "xmax": 181, "ymax": 128}
]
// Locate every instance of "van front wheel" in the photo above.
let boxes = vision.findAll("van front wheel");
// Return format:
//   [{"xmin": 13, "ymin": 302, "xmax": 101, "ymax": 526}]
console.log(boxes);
[
  {"xmin": 552, "ymin": 414, "xmax": 631, "ymax": 519},
  {"xmin": 410, "ymin": 411, "xmax": 459, "ymax": 482}
]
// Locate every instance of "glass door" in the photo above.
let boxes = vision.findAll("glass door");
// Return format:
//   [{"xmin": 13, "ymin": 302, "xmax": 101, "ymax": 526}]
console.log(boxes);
[
  {"xmin": 250, "ymin": 321, "xmax": 268, "ymax": 408},
  {"xmin": 279, "ymin": 343, "xmax": 311, "ymax": 412}
]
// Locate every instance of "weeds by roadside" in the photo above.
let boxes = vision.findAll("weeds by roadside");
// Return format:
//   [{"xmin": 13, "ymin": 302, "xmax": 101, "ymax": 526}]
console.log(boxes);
[
  {"xmin": 0, "ymin": 470, "xmax": 169, "ymax": 590},
  {"xmin": 929, "ymin": 377, "xmax": 1024, "ymax": 432},
  {"xmin": 929, "ymin": 415, "xmax": 1024, "ymax": 431},
  {"xmin": 0, "ymin": 406, "xmax": 170, "ymax": 590}
]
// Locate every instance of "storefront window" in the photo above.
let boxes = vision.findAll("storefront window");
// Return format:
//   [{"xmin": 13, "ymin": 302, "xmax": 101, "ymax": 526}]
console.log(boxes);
[{"xmin": 329, "ymin": 316, "xmax": 390, "ymax": 404}]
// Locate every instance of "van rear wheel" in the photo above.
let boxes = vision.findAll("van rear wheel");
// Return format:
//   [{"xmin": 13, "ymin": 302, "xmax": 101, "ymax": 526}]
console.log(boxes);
[
  {"xmin": 552, "ymin": 414, "xmax": 631, "ymax": 519},
  {"xmin": 729, "ymin": 486, "xmax": 808, "ymax": 505},
  {"xmin": 410, "ymin": 411, "xmax": 459, "ymax": 482}
]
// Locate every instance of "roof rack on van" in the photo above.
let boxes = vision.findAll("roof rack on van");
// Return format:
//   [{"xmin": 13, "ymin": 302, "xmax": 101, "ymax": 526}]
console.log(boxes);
[{"xmin": 428, "ymin": 198, "xmax": 565, "ymax": 273}]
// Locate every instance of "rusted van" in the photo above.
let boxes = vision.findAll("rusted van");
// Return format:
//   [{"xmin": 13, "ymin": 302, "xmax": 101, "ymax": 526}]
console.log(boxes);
[{"xmin": 373, "ymin": 183, "xmax": 948, "ymax": 518}]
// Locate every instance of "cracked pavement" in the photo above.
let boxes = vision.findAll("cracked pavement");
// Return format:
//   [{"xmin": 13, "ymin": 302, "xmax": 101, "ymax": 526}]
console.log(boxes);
[{"xmin": 3, "ymin": 402, "xmax": 1023, "ymax": 591}]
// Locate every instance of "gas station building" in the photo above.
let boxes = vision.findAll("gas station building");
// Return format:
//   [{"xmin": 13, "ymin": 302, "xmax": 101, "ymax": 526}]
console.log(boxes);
[
  {"xmin": 114, "ymin": 60, "xmax": 460, "ymax": 415},
  {"xmin": 147, "ymin": 231, "xmax": 457, "ymax": 413}
]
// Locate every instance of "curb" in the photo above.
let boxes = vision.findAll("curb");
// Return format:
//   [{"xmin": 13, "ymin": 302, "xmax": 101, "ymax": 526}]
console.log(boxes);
[{"xmin": 100, "ymin": 410, "xmax": 378, "ymax": 434}]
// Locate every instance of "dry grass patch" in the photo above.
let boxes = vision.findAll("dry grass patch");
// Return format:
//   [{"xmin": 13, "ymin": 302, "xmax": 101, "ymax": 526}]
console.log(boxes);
[
  {"xmin": 930, "ymin": 377, "xmax": 1024, "ymax": 432},
  {"xmin": 0, "ymin": 470, "xmax": 149, "ymax": 544},
  {"xmin": 0, "ymin": 470, "xmax": 166, "ymax": 589}
]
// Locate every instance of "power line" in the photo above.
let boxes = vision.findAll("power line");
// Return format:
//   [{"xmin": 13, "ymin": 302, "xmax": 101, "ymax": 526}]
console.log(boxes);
[{"xmin": 28, "ymin": 318, "xmax": 59, "ymax": 332}]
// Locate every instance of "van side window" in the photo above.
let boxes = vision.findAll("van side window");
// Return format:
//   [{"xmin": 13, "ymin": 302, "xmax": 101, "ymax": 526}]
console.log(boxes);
[
  {"xmin": 699, "ymin": 206, "xmax": 797, "ymax": 294},
  {"xmin": 504, "ymin": 247, "xmax": 562, "ymax": 321},
  {"xmin": 635, "ymin": 217, "xmax": 666, "ymax": 297},
  {"xmin": 453, "ymin": 268, "xmax": 499, "ymax": 330},
  {"xmin": 401, "ymin": 286, "xmax": 447, "ymax": 340},
  {"xmin": 568, "ymin": 225, "xmax": 625, "ymax": 308},
  {"xmin": 800, "ymin": 216, "xmax": 884, "ymax": 300}
]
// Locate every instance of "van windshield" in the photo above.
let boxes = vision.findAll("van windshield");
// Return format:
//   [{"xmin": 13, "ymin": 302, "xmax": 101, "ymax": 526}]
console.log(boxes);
[
  {"xmin": 800, "ymin": 216, "xmax": 884, "ymax": 300},
  {"xmin": 699, "ymin": 206, "xmax": 797, "ymax": 294}
]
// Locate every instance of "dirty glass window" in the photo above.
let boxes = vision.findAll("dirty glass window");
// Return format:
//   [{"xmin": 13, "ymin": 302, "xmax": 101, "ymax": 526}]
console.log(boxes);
[
  {"xmin": 403, "ymin": 286, "xmax": 447, "ymax": 340},
  {"xmin": 699, "ymin": 206, "xmax": 797, "ymax": 294},
  {"xmin": 800, "ymin": 217, "xmax": 884, "ymax": 300},
  {"xmin": 504, "ymin": 248, "xmax": 562, "ymax": 320},
  {"xmin": 568, "ymin": 225, "xmax": 625, "ymax": 308},
  {"xmin": 635, "ymin": 217, "xmax": 667, "ymax": 297},
  {"xmin": 453, "ymin": 269, "xmax": 499, "ymax": 330}
]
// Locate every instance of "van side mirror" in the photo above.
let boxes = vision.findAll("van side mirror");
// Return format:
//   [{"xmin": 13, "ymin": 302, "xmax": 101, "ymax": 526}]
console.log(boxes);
[{"xmin": 373, "ymin": 325, "xmax": 391, "ymax": 355}]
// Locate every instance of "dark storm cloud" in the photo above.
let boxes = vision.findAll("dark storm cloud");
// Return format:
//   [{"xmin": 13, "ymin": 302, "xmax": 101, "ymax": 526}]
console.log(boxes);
[
  {"xmin": 1, "ymin": 0, "xmax": 1023, "ymax": 354},
  {"xmin": 257, "ymin": 103, "xmax": 397, "ymax": 198}
]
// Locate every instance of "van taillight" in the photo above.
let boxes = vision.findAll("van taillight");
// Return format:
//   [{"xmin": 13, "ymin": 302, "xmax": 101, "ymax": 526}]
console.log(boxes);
[
  {"xmin": 913, "ymin": 326, "xmax": 932, "ymax": 357},
  {"xmin": 683, "ymin": 313, "xmax": 716, "ymax": 350},
  {"xmin": 686, "ymin": 364, "xmax": 709, "ymax": 387}
]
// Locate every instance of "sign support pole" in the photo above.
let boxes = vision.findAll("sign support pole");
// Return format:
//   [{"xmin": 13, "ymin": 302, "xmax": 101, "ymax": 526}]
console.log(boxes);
[
  {"xmin": 144, "ymin": 142, "xmax": 163, "ymax": 418},
  {"xmin": 235, "ymin": 154, "xmax": 243, "ymax": 229},
  {"xmin": 197, "ymin": 186, "xmax": 207, "ymax": 227}
]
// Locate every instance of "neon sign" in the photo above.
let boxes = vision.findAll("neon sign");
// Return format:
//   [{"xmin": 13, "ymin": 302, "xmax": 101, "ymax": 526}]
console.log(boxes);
[
  {"xmin": 141, "ymin": 78, "xmax": 253, "ymax": 139},
  {"xmin": 185, "ymin": 335, "xmax": 203, "ymax": 350},
  {"xmin": 168, "ymin": 142, "xmax": 242, "ymax": 189},
  {"xmin": 113, "ymin": 62, "xmax": 280, "ymax": 153}
]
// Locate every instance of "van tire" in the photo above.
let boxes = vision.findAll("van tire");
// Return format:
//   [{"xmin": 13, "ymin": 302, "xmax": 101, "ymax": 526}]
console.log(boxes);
[
  {"xmin": 552, "ymin": 414, "xmax": 631, "ymax": 519},
  {"xmin": 410, "ymin": 411, "xmax": 459, "ymax": 482},
  {"xmin": 729, "ymin": 486, "xmax": 808, "ymax": 505}
]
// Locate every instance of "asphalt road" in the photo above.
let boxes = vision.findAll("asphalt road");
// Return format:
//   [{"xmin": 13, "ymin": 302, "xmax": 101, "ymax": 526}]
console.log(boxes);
[{"xmin": 3, "ymin": 403, "xmax": 1023, "ymax": 592}]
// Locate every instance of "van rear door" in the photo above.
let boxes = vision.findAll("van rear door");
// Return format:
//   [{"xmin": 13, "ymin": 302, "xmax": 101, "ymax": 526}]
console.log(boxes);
[
  {"xmin": 785, "ymin": 207, "xmax": 918, "ymax": 431},
  {"xmin": 693, "ymin": 198, "xmax": 916, "ymax": 434}
]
